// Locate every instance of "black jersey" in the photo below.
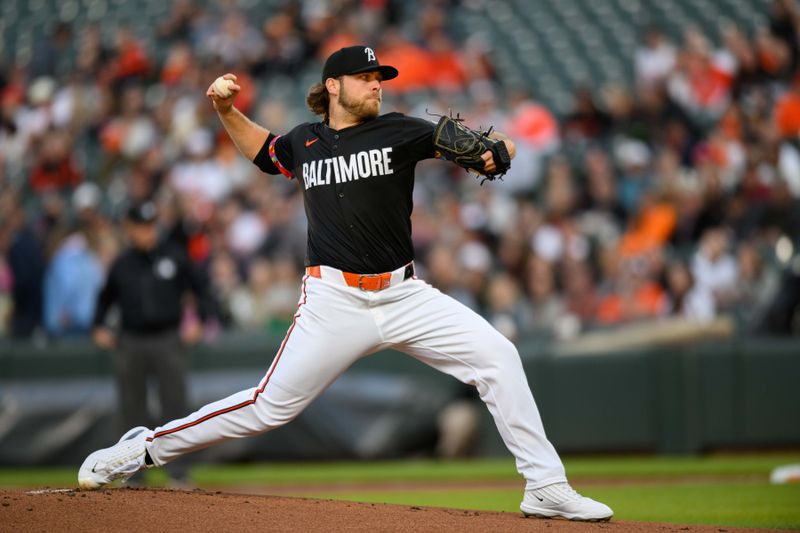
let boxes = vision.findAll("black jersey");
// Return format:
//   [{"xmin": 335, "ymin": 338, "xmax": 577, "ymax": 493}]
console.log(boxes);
[
  {"xmin": 93, "ymin": 242, "xmax": 213, "ymax": 333},
  {"xmin": 253, "ymin": 112, "xmax": 436, "ymax": 274}
]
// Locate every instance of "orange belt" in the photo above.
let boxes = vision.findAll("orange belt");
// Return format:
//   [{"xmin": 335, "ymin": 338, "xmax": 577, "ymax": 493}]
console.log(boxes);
[{"xmin": 306, "ymin": 263, "xmax": 413, "ymax": 291}]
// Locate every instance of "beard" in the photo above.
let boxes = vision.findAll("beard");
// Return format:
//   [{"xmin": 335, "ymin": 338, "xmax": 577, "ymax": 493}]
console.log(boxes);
[{"xmin": 339, "ymin": 85, "xmax": 381, "ymax": 120}]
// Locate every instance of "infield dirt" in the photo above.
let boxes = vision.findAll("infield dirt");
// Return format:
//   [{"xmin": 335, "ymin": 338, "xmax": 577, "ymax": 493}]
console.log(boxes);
[{"xmin": 0, "ymin": 488, "xmax": 781, "ymax": 532}]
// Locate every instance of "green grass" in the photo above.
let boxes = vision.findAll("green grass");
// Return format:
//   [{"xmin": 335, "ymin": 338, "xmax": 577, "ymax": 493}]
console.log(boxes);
[
  {"xmin": 595, "ymin": 482, "xmax": 800, "ymax": 530},
  {"xmin": 141, "ymin": 453, "xmax": 800, "ymax": 486},
  {"xmin": 4, "ymin": 453, "xmax": 799, "ymax": 487},
  {"xmin": 189, "ymin": 458, "xmax": 520, "ymax": 485},
  {"xmin": 0, "ymin": 467, "xmax": 77, "ymax": 488},
  {"xmin": 288, "ymin": 483, "xmax": 800, "ymax": 530},
  {"xmin": 562, "ymin": 453, "xmax": 800, "ymax": 478},
  {"xmin": 2, "ymin": 454, "xmax": 800, "ymax": 529}
]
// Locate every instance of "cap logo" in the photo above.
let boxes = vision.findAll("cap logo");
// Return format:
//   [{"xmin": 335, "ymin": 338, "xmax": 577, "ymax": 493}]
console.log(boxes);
[{"xmin": 365, "ymin": 47, "xmax": 376, "ymax": 62}]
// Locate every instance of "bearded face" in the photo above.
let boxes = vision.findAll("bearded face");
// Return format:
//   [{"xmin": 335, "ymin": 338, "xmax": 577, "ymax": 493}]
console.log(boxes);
[{"xmin": 336, "ymin": 74, "xmax": 382, "ymax": 120}]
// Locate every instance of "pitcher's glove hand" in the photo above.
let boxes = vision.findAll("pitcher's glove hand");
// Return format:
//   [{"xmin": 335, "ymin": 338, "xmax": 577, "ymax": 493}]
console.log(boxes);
[{"xmin": 432, "ymin": 111, "xmax": 511, "ymax": 184}]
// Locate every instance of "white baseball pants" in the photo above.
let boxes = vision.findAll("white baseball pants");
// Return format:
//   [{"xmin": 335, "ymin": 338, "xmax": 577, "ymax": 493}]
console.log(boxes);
[{"xmin": 145, "ymin": 266, "xmax": 567, "ymax": 489}]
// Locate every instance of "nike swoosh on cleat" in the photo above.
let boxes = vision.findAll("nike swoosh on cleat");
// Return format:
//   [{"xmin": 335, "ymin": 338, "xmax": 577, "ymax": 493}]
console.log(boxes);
[
  {"xmin": 305, "ymin": 138, "xmax": 319, "ymax": 147},
  {"xmin": 125, "ymin": 429, "xmax": 144, "ymax": 440},
  {"xmin": 91, "ymin": 463, "xmax": 98, "ymax": 473},
  {"xmin": 533, "ymin": 494, "xmax": 543, "ymax": 501}
]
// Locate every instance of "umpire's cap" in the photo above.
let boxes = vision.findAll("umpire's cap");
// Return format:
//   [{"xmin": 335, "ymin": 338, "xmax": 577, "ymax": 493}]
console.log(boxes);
[
  {"xmin": 126, "ymin": 201, "xmax": 158, "ymax": 224},
  {"xmin": 322, "ymin": 45, "xmax": 398, "ymax": 83}
]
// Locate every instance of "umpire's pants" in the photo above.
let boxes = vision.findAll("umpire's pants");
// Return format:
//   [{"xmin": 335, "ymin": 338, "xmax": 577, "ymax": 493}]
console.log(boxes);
[{"xmin": 115, "ymin": 329, "xmax": 189, "ymax": 481}]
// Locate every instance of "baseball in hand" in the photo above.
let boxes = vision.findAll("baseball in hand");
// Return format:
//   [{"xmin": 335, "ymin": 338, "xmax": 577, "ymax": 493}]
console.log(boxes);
[{"xmin": 212, "ymin": 76, "xmax": 235, "ymax": 98}]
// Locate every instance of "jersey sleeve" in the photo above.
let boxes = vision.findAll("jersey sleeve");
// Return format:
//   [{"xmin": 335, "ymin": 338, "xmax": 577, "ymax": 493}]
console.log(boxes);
[
  {"xmin": 252, "ymin": 126, "xmax": 299, "ymax": 179},
  {"xmin": 401, "ymin": 116, "xmax": 436, "ymax": 161},
  {"xmin": 93, "ymin": 258, "xmax": 119, "ymax": 327}
]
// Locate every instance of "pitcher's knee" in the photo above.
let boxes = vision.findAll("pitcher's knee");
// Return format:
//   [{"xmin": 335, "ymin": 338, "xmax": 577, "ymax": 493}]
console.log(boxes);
[
  {"xmin": 468, "ymin": 344, "xmax": 522, "ymax": 388},
  {"xmin": 491, "ymin": 337, "xmax": 523, "ymax": 367},
  {"xmin": 252, "ymin": 389, "xmax": 309, "ymax": 429},
  {"xmin": 476, "ymin": 327, "xmax": 518, "ymax": 356}
]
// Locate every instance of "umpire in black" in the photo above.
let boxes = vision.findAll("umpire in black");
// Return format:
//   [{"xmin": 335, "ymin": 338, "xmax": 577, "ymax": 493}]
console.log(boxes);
[{"xmin": 92, "ymin": 200, "xmax": 212, "ymax": 485}]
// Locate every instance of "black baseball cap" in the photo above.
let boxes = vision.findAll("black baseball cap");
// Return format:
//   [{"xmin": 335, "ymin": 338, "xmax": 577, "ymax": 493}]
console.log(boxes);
[
  {"xmin": 321, "ymin": 45, "xmax": 399, "ymax": 83},
  {"xmin": 126, "ymin": 201, "xmax": 158, "ymax": 224}
]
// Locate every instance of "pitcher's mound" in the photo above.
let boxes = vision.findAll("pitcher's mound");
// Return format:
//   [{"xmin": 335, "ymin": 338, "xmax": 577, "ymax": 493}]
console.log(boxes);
[{"xmin": 0, "ymin": 488, "xmax": 765, "ymax": 532}]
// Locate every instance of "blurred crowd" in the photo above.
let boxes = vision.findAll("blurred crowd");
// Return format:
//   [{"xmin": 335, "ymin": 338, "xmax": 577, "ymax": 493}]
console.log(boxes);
[{"xmin": 1, "ymin": 0, "xmax": 800, "ymax": 343}]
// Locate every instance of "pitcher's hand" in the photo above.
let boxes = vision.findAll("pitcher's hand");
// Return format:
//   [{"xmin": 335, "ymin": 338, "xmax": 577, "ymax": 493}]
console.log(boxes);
[{"xmin": 206, "ymin": 73, "xmax": 241, "ymax": 113}]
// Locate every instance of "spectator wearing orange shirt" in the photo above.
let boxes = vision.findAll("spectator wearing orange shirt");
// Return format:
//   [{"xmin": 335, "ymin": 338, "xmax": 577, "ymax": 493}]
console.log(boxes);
[
  {"xmin": 618, "ymin": 193, "xmax": 677, "ymax": 258},
  {"xmin": 427, "ymin": 32, "xmax": 466, "ymax": 93},
  {"xmin": 775, "ymin": 76, "xmax": 800, "ymax": 138},
  {"xmin": 667, "ymin": 29, "xmax": 734, "ymax": 120},
  {"xmin": 377, "ymin": 30, "xmax": 435, "ymax": 93},
  {"xmin": 29, "ymin": 130, "xmax": 83, "ymax": 192},
  {"xmin": 106, "ymin": 27, "xmax": 151, "ymax": 86},
  {"xmin": 160, "ymin": 43, "xmax": 194, "ymax": 87},
  {"xmin": 596, "ymin": 256, "xmax": 667, "ymax": 325}
]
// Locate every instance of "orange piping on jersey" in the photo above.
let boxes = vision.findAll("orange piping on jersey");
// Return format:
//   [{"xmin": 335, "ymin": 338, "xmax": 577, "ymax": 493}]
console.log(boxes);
[{"xmin": 146, "ymin": 275, "xmax": 310, "ymax": 442}]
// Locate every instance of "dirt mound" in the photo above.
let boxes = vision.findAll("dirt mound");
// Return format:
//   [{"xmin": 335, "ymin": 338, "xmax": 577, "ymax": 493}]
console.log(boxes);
[{"xmin": 0, "ymin": 488, "xmax": 771, "ymax": 532}]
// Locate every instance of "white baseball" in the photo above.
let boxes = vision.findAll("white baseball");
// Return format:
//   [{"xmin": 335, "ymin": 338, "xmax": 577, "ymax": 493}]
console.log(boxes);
[{"xmin": 212, "ymin": 76, "xmax": 235, "ymax": 98}]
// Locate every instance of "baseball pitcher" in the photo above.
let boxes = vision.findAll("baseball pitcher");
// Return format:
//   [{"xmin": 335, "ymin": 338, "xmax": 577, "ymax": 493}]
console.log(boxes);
[{"xmin": 79, "ymin": 45, "xmax": 612, "ymax": 522}]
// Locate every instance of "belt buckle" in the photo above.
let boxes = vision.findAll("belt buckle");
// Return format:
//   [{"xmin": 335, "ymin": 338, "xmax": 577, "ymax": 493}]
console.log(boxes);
[
  {"xmin": 357, "ymin": 274, "xmax": 390, "ymax": 291},
  {"xmin": 357, "ymin": 275, "xmax": 375, "ymax": 291}
]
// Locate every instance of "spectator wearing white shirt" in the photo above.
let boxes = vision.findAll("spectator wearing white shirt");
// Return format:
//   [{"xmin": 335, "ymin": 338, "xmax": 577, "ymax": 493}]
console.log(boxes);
[
  {"xmin": 665, "ymin": 260, "xmax": 715, "ymax": 322},
  {"xmin": 691, "ymin": 228, "xmax": 739, "ymax": 311},
  {"xmin": 635, "ymin": 26, "xmax": 677, "ymax": 88}
]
